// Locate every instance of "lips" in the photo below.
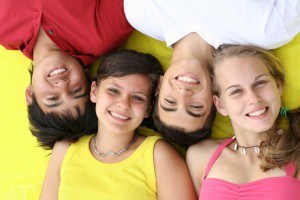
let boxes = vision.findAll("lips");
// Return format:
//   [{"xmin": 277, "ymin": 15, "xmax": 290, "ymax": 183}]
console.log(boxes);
[
  {"xmin": 246, "ymin": 107, "xmax": 268, "ymax": 117},
  {"xmin": 48, "ymin": 67, "xmax": 67, "ymax": 77},
  {"xmin": 109, "ymin": 111, "xmax": 131, "ymax": 121},
  {"xmin": 175, "ymin": 74, "xmax": 200, "ymax": 85}
]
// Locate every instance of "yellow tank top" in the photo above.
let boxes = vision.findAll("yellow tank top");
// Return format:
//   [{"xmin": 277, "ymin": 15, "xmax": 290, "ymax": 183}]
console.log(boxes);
[{"xmin": 59, "ymin": 135, "xmax": 161, "ymax": 200}]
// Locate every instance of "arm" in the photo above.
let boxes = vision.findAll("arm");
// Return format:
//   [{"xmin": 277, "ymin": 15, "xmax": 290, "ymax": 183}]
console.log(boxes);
[
  {"xmin": 186, "ymin": 140, "xmax": 219, "ymax": 197},
  {"xmin": 39, "ymin": 141, "xmax": 71, "ymax": 200},
  {"xmin": 154, "ymin": 140, "xmax": 197, "ymax": 200}
]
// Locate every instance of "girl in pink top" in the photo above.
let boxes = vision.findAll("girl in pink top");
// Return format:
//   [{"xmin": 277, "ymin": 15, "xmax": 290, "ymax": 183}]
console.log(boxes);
[{"xmin": 187, "ymin": 45, "xmax": 300, "ymax": 200}]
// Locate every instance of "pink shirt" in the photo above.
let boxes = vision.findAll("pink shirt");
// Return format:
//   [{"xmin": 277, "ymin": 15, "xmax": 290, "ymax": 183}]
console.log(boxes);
[
  {"xmin": 200, "ymin": 138, "xmax": 300, "ymax": 200},
  {"xmin": 0, "ymin": 0, "xmax": 133, "ymax": 66}
]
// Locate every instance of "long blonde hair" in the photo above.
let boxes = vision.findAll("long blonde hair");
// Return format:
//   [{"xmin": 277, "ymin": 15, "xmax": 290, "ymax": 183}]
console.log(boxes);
[{"xmin": 210, "ymin": 44, "xmax": 300, "ymax": 175}]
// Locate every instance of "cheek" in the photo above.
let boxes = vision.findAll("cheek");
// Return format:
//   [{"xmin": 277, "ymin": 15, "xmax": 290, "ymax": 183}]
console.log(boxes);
[
  {"xmin": 265, "ymin": 86, "xmax": 282, "ymax": 105},
  {"xmin": 223, "ymin": 98, "xmax": 243, "ymax": 115},
  {"xmin": 134, "ymin": 103, "xmax": 149, "ymax": 118},
  {"xmin": 95, "ymin": 94, "xmax": 111, "ymax": 113}
]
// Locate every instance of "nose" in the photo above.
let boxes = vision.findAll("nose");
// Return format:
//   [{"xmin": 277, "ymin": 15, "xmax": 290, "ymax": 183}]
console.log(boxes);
[
  {"xmin": 54, "ymin": 79, "xmax": 69, "ymax": 88},
  {"xmin": 248, "ymin": 89, "xmax": 262, "ymax": 104},
  {"xmin": 117, "ymin": 96, "xmax": 131, "ymax": 110},
  {"xmin": 176, "ymin": 85, "xmax": 193, "ymax": 95}
]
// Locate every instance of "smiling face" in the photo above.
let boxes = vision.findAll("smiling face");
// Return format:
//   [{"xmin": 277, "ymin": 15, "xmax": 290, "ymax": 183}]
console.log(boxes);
[
  {"xmin": 157, "ymin": 59, "xmax": 213, "ymax": 132},
  {"xmin": 213, "ymin": 56, "xmax": 282, "ymax": 134},
  {"xmin": 90, "ymin": 74, "xmax": 151, "ymax": 135},
  {"xmin": 26, "ymin": 52, "xmax": 89, "ymax": 115}
]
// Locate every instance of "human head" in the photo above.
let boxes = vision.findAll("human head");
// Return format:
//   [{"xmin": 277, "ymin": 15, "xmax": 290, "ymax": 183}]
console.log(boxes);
[
  {"xmin": 26, "ymin": 52, "xmax": 89, "ymax": 116},
  {"xmin": 26, "ymin": 53, "xmax": 98, "ymax": 149},
  {"xmin": 153, "ymin": 58, "xmax": 215, "ymax": 146},
  {"xmin": 90, "ymin": 50, "xmax": 163, "ymax": 133},
  {"xmin": 153, "ymin": 103, "xmax": 216, "ymax": 147},
  {"xmin": 28, "ymin": 94, "xmax": 98, "ymax": 149},
  {"xmin": 211, "ymin": 44, "xmax": 284, "ymax": 133}
]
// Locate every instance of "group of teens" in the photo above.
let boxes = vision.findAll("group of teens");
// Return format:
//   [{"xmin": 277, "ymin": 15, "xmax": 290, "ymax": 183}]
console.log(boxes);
[{"xmin": 1, "ymin": 0, "xmax": 300, "ymax": 199}]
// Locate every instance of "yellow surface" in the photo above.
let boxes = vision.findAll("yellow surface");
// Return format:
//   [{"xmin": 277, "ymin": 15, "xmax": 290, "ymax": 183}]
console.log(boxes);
[{"xmin": 1, "ymin": 31, "xmax": 300, "ymax": 199}]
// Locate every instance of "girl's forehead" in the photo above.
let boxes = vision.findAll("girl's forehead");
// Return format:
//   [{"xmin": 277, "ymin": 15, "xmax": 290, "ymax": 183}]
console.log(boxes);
[
  {"xmin": 101, "ymin": 74, "xmax": 152, "ymax": 91},
  {"xmin": 215, "ymin": 57, "xmax": 272, "ymax": 86}
]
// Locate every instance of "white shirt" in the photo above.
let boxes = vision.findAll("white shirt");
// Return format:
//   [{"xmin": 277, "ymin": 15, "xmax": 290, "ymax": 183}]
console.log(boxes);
[{"xmin": 124, "ymin": 0, "xmax": 300, "ymax": 49}]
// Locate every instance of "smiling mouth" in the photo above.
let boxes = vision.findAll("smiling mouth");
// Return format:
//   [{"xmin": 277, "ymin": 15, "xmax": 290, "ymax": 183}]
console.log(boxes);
[
  {"xmin": 246, "ymin": 107, "xmax": 268, "ymax": 117},
  {"xmin": 109, "ymin": 111, "xmax": 131, "ymax": 121},
  {"xmin": 48, "ymin": 68, "xmax": 67, "ymax": 77},
  {"xmin": 175, "ymin": 75, "xmax": 200, "ymax": 84}
]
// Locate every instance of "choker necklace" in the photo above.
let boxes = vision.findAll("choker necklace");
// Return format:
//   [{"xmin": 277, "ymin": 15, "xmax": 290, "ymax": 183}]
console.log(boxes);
[
  {"xmin": 232, "ymin": 136, "xmax": 260, "ymax": 156},
  {"xmin": 93, "ymin": 134, "xmax": 137, "ymax": 157},
  {"xmin": 232, "ymin": 129, "xmax": 282, "ymax": 156}
]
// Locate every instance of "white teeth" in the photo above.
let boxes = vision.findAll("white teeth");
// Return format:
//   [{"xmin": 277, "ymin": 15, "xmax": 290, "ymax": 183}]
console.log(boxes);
[
  {"xmin": 248, "ymin": 108, "xmax": 266, "ymax": 117},
  {"xmin": 177, "ymin": 76, "xmax": 199, "ymax": 83},
  {"xmin": 50, "ymin": 68, "xmax": 66, "ymax": 76},
  {"xmin": 110, "ymin": 111, "xmax": 129, "ymax": 120}
]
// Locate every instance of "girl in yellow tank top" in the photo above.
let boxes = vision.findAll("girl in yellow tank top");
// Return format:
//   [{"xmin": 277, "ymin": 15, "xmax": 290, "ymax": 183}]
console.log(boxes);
[{"xmin": 39, "ymin": 50, "xmax": 197, "ymax": 200}]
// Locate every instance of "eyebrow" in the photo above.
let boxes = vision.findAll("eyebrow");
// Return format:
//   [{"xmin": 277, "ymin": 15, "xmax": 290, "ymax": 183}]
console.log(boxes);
[
  {"xmin": 225, "ymin": 74, "xmax": 268, "ymax": 92},
  {"xmin": 45, "ymin": 92, "xmax": 88, "ymax": 108},
  {"xmin": 160, "ymin": 104, "xmax": 205, "ymax": 118},
  {"xmin": 73, "ymin": 91, "xmax": 89, "ymax": 99}
]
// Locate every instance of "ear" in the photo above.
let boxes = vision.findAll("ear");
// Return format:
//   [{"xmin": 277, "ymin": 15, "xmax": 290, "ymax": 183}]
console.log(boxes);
[
  {"xmin": 277, "ymin": 80, "xmax": 283, "ymax": 96},
  {"xmin": 25, "ymin": 86, "xmax": 33, "ymax": 105},
  {"xmin": 144, "ymin": 103, "xmax": 153, "ymax": 119},
  {"xmin": 213, "ymin": 95, "xmax": 228, "ymax": 116},
  {"xmin": 90, "ymin": 81, "xmax": 98, "ymax": 103},
  {"xmin": 155, "ymin": 76, "xmax": 163, "ymax": 96}
]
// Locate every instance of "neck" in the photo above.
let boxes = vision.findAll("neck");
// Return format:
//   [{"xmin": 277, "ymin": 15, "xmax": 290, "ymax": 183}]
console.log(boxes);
[
  {"xmin": 94, "ymin": 129, "xmax": 136, "ymax": 152},
  {"xmin": 172, "ymin": 32, "xmax": 213, "ymax": 67},
  {"xmin": 233, "ymin": 124, "xmax": 277, "ymax": 147},
  {"xmin": 33, "ymin": 27, "xmax": 60, "ymax": 67}
]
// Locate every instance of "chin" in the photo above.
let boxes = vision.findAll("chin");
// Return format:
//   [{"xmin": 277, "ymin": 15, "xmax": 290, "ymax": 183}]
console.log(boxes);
[{"xmin": 253, "ymin": 125, "xmax": 274, "ymax": 133}]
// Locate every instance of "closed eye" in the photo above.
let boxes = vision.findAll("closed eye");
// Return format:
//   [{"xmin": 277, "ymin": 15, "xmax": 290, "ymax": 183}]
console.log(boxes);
[
  {"xmin": 47, "ymin": 96, "xmax": 58, "ymax": 101},
  {"xmin": 254, "ymin": 80, "xmax": 268, "ymax": 88},
  {"xmin": 229, "ymin": 88, "xmax": 243, "ymax": 96},
  {"xmin": 190, "ymin": 105, "xmax": 203, "ymax": 109},
  {"xmin": 165, "ymin": 98, "xmax": 176, "ymax": 104}
]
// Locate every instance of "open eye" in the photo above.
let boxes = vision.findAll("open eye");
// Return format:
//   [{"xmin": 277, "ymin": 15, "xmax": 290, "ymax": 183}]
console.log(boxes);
[
  {"xmin": 72, "ymin": 87, "xmax": 81, "ymax": 94},
  {"xmin": 108, "ymin": 88, "xmax": 119, "ymax": 94},
  {"xmin": 132, "ymin": 95, "xmax": 145, "ymax": 102}
]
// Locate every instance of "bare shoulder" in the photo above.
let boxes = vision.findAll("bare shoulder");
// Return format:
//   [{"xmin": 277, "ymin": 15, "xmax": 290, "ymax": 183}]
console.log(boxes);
[
  {"xmin": 52, "ymin": 140, "xmax": 72, "ymax": 157},
  {"xmin": 187, "ymin": 138, "xmax": 225, "ymax": 162},
  {"xmin": 153, "ymin": 139, "xmax": 198, "ymax": 199},
  {"xmin": 153, "ymin": 139, "xmax": 182, "ymax": 161},
  {"xmin": 186, "ymin": 138, "xmax": 226, "ymax": 187},
  {"xmin": 40, "ymin": 140, "xmax": 72, "ymax": 200}
]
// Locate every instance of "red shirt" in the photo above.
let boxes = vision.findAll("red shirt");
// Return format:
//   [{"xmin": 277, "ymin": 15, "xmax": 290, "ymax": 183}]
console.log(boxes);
[{"xmin": 0, "ymin": 0, "xmax": 133, "ymax": 66}]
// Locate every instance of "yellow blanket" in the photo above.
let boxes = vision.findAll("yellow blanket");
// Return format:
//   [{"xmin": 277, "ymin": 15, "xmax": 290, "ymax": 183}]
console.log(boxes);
[{"xmin": 0, "ymin": 31, "xmax": 299, "ymax": 199}]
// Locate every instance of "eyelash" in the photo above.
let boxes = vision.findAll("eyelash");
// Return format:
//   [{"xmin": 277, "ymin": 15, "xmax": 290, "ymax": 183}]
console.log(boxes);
[
  {"xmin": 132, "ymin": 96, "xmax": 145, "ymax": 102},
  {"xmin": 190, "ymin": 105, "xmax": 203, "ymax": 109},
  {"xmin": 230, "ymin": 89, "xmax": 242, "ymax": 96},
  {"xmin": 47, "ymin": 96, "xmax": 58, "ymax": 101},
  {"xmin": 165, "ymin": 99, "xmax": 176, "ymax": 104},
  {"xmin": 108, "ymin": 88, "xmax": 119, "ymax": 94},
  {"xmin": 108, "ymin": 88, "xmax": 145, "ymax": 102},
  {"xmin": 229, "ymin": 80, "xmax": 269, "ymax": 96},
  {"xmin": 72, "ymin": 88, "xmax": 81, "ymax": 94},
  {"xmin": 254, "ymin": 80, "xmax": 268, "ymax": 87}
]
